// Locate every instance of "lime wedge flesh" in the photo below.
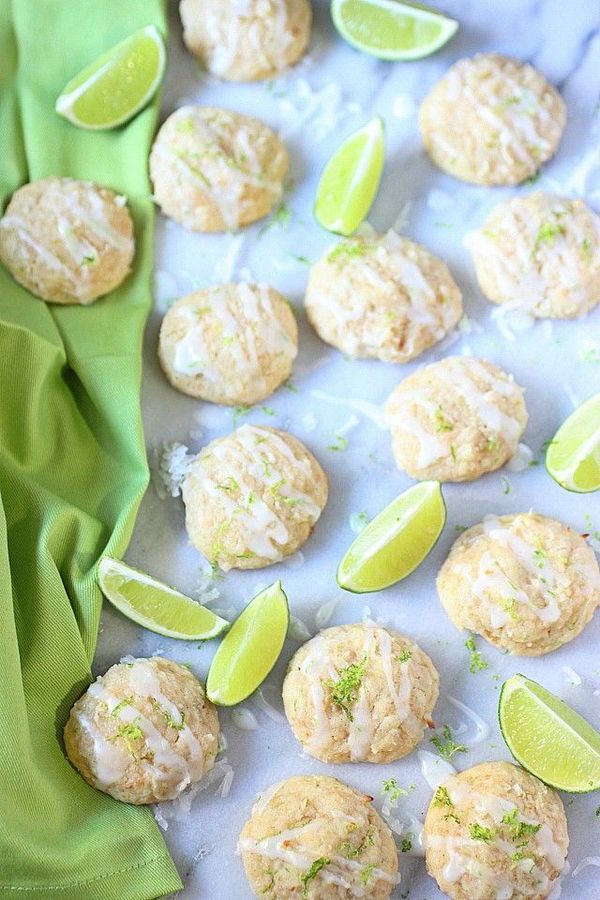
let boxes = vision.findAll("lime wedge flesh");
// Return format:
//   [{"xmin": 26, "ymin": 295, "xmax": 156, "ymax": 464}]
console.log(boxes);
[
  {"xmin": 206, "ymin": 581, "xmax": 289, "ymax": 706},
  {"xmin": 546, "ymin": 392, "xmax": 600, "ymax": 493},
  {"xmin": 499, "ymin": 674, "xmax": 600, "ymax": 792},
  {"xmin": 55, "ymin": 25, "xmax": 166, "ymax": 130},
  {"xmin": 337, "ymin": 480, "xmax": 446, "ymax": 593},
  {"xmin": 98, "ymin": 557, "xmax": 228, "ymax": 640},
  {"xmin": 314, "ymin": 115, "xmax": 385, "ymax": 236},
  {"xmin": 331, "ymin": 0, "xmax": 458, "ymax": 61}
]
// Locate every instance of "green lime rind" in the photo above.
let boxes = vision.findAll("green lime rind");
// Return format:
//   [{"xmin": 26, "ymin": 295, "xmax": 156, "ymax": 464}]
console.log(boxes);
[
  {"xmin": 206, "ymin": 581, "xmax": 289, "ymax": 706},
  {"xmin": 546, "ymin": 392, "xmax": 600, "ymax": 494},
  {"xmin": 331, "ymin": 0, "xmax": 458, "ymax": 62},
  {"xmin": 314, "ymin": 115, "xmax": 385, "ymax": 236},
  {"xmin": 98, "ymin": 556, "xmax": 229, "ymax": 641},
  {"xmin": 337, "ymin": 480, "xmax": 446, "ymax": 593},
  {"xmin": 499, "ymin": 674, "xmax": 600, "ymax": 793},
  {"xmin": 55, "ymin": 25, "xmax": 166, "ymax": 130}
]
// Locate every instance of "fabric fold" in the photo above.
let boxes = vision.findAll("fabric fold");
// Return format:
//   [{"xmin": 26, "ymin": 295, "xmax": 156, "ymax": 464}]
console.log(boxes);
[{"xmin": 0, "ymin": 1, "xmax": 182, "ymax": 896}]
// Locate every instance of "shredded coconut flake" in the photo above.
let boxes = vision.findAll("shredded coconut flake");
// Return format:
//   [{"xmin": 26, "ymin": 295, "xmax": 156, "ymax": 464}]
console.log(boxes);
[
  {"xmin": 391, "ymin": 202, "xmax": 411, "ymax": 233},
  {"xmin": 490, "ymin": 307, "xmax": 536, "ymax": 341},
  {"xmin": 232, "ymin": 707, "xmax": 260, "ymax": 731},
  {"xmin": 426, "ymin": 189, "xmax": 452, "ymax": 212},
  {"xmin": 276, "ymin": 78, "xmax": 362, "ymax": 140},
  {"xmin": 447, "ymin": 695, "xmax": 490, "ymax": 744},
  {"xmin": 506, "ymin": 442, "xmax": 533, "ymax": 472},
  {"xmin": 563, "ymin": 383, "xmax": 581, "ymax": 408},
  {"xmin": 289, "ymin": 614, "xmax": 312, "ymax": 641},
  {"xmin": 315, "ymin": 597, "xmax": 340, "ymax": 629},
  {"xmin": 254, "ymin": 687, "xmax": 286, "ymax": 723},
  {"xmin": 151, "ymin": 442, "xmax": 193, "ymax": 499},
  {"xmin": 349, "ymin": 512, "xmax": 369, "ymax": 534},
  {"xmin": 301, "ymin": 411, "xmax": 318, "ymax": 432},
  {"xmin": 283, "ymin": 551, "xmax": 305, "ymax": 570},
  {"xmin": 392, "ymin": 93, "xmax": 417, "ymax": 119},
  {"xmin": 154, "ymin": 805, "xmax": 170, "ymax": 831},
  {"xmin": 562, "ymin": 666, "xmax": 582, "ymax": 686},
  {"xmin": 572, "ymin": 857, "xmax": 600, "ymax": 878},
  {"xmin": 212, "ymin": 233, "xmax": 246, "ymax": 283},
  {"xmin": 153, "ymin": 270, "xmax": 179, "ymax": 313}
]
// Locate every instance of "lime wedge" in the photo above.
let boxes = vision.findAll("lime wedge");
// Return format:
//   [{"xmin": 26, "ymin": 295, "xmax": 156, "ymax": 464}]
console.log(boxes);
[
  {"xmin": 499, "ymin": 674, "xmax": 600, "ymax": 792},
  {"xmin": 337, "ymin": 481, "xmax": 446, "ymax": 593},
  {"xmin": 331, "ymin": 0, "xmax": 458, "ymax": 61},
  {"xmin": 55, "ymin": 25, "xmax": 166, "ymax": 130},
  {"xmin": 206, "ymin": 581, "xmax": 289, "ymax": 706},
  {"xmin": 314, "ymin": 116, "xmax": 385, "ymax": 236},
  {"xmin": 546, "ymin": 392, "xmax": 600, "ymax": 493},
  {"xmin": 98, "ymin": 557, "xmax": 228, "ymax": 640}
]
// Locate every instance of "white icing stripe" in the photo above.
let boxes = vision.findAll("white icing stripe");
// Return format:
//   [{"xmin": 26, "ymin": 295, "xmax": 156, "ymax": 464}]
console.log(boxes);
[
  {"xmin": 56, "ymin": 216, "xmax": 97, "ymax": 266},
  {"xmin": 469, "ymin": 197, "xmax": 591, "ymax": 312},
  {"xmin": 377, "ymin": 627, "xmax": 417, "ymax": 730},
  {"xmin": 0, "ymin": 216, "xmax": 75, "ymax": 278},
  {"xmin": 480, "ymin": 515, "xmax": 564, "ymax": 623},
  {"xmin": 124, "ymin": 660, "xmax": 204, "ymax": 775},
  {"xmin": 208, "ymin": 0, "xmax": 294, "ymax": 75},
  {"xmin": 299, "ymin": 636, "xmax": 338, "ymax": 752},
  {"xmin": 458, "ymin": 58, "xmax": 552, "ymax": 170},
  {"xmin": 74, "ymin": 711, "xmax": 130, "ymax": 788},
  {"xmin": 347, "ymin": 627, "xmax": 374, "ymax": 761},
  {"xmin": 86, "ymin": 681, "xmax": 194, "ymax": 792},
  {"xmin": 464, "ymin": 545, "xmax": 561, "ymax": 626},
  {"xmin": 390, "ymin": 391, "xmax": 450, "ymax": 467},
  {"xmin": 155, "ymin": 113, "xmax": 282, "ymax": 230},
  {"xmin": 445, "ymin": 358, "xmax": 522, "ymax": 441},
  {"xmin": 445, "ymin": 780, "xmax": 565, "ymax": 871},
  {"xmin": 239, "ymin": 817, "xmax": 397, "ymax": 897},
  {"xmin": 50, "ymin": 186, "xmax": 133, "ymax": 255},
  {"xmin": 193, "ymin": 426, "xmax": 322, "ymax": 567}
]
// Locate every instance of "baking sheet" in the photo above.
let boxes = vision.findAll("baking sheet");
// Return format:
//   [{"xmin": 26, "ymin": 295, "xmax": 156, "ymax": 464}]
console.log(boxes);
[{"xmin": 94, "ymin": 1, "xmax": 600, "ymax": 896}]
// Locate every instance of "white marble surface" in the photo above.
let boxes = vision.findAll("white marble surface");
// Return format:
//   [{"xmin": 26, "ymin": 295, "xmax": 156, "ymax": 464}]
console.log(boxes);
[{"xmin": 95, "ymin": 1, "xmax": 600, "ymax": 897}]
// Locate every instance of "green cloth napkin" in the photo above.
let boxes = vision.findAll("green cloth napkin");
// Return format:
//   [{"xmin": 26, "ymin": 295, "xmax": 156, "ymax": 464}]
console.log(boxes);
[{"xmin": 0, "ymin": 2, "xmax": 182, "ymax": 897}]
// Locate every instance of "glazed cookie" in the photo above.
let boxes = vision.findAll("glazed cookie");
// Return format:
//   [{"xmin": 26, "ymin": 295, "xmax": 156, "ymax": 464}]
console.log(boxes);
[
  {"xmin": 64, "ymin": 657, "xmax": 219, "ymax": 804},
  {"xmin": 149, "ymin": 105, "xmax": 288, "ymax": 231},
  {"xmin": 467, "ymin": 192, "xmax": 600, "ymax": 318},
  {"xmin": 437, "ymin": 512, "xmax": 600, "ymax": 655},
  {"xmin": 181, "ymin": 425, "xmax": 328, "ymax": 570},
  {"xmin": 239, "ymin": 775, "xmax": 399, "ymax": 898},
  {"xmin": 283, "ymin": 623, "xmax": 439, "ymax": 763},
  {"xmin": 180, "ymin": 0, "xmax": 311, "ymax": 81},
  {"xmin": 424, "ymin": 761, "xmax": 568, "ymax": 900},
  {"xmin": 0, "ymin": 177, "xmax": 134, "ymax": 304},
  {"xmin": 419, "ymin": 53, "xmax": 565, "ymax": 185},
  {"xmin": 305, "ymin": 230, "xmax": 462, "ymax": 362},
  {"xmin": 385, "ymin": 356, "xmax": 528, "ymax": 482},
  {"xmin": 158, "ymin": 283, "xmax": 298, "ymax": 404}
]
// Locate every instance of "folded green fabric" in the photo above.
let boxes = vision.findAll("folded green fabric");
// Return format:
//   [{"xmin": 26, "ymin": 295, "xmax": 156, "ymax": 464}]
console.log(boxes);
[{"xmin": 0, "ymin": 2, "xmax": 182, "ymax": 897}]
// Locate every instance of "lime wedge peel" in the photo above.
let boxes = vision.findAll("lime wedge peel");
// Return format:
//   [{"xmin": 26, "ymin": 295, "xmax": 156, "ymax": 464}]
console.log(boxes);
[
  {"xmin": 546, "ymin": 392, "xmax": 600, "ymax": 493},
  {"xmin": 207, "ymin": 581, "xmax": 289, "ymax": 707},
  {"xmin": 331, "ymin": 0, "xmax": 458, "ymax": 62},
  {"xmin": 314, "ymin": 115, "xmax": 385, "ymax": 236},
  {"xmin": 98, "ymin": 556, "xmax": 228, "ymax": 641},
  {"xmin": 55, "ymin": 25, "xmax": 166, "ymax": 130},
  {"xmin": 499, "ymin": 674, "xmax": 600, "ymax": 793},
  {"xmin": 337, "ymin": 480, "xmax": 446, "ymax": 593}
]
